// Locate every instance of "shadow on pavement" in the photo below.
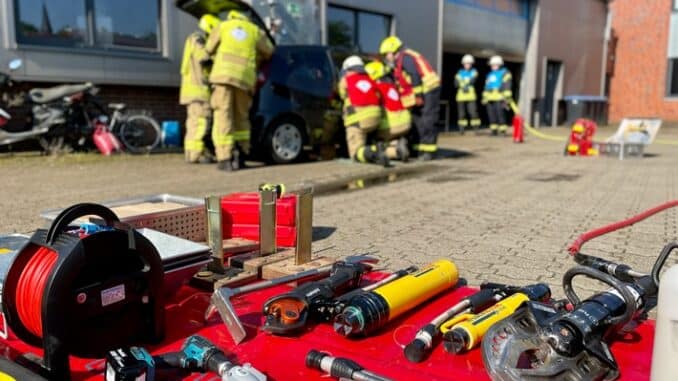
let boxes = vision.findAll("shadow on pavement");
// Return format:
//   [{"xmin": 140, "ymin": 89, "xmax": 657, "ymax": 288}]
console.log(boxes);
[
  {"xmin": 313, "ymin": 226, "xmax": 336, "ymax": 241},
  {"xmin": 436, "ymin": 148, "xmax": 474, "ymax": 159}
]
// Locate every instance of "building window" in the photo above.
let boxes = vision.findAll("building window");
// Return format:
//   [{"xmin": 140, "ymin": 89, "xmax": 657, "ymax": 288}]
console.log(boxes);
[
  {"xmin": 15, "ymin": 0, "xmax": 161, "ymax": 52},
  {"xmin": 327, "ymin": 5, "xmax": 391, "ymax": 54},
  {"xmin": 447, "ymin": 0, "xmax": 529, "ymax": 19}
]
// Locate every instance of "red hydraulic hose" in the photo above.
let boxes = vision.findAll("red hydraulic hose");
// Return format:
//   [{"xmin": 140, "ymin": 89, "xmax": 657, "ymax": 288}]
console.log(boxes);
[
  {"xmin": 568, "ymin": 200, "xmax": 678, "ymax": 255},
  {"xmin": 15, "ymin": 246, "xmax": 58, "ymax": 337}
]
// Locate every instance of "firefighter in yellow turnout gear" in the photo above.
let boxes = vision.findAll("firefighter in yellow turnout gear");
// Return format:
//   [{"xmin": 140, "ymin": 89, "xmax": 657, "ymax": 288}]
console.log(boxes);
[
  {"xmin": 365, "ymin": 61, "xmax": 411, "ymax": 161},
  {"xmin": 206, "ymin": 11, "xmax": 274, "ymax": 171},
  {"xmin": 181, "ymin": 14, "xmax": 219, "ymax": 163},
  {"xmin": 482, "ymin": 55, "xmax": 513, "ymax": 135},
  {"xmin": 380, "ymin": 36, "xmax": 441, "ymax": 161},
  {"xmin": 338, "ymin": 56, "xmax": 389, "ymax": 167}
]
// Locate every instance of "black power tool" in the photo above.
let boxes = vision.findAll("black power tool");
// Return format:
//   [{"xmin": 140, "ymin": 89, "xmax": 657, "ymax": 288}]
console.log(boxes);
[
  {"xmin": 482, "ymin": 244, "xmax": 676, "ymax": 381},
  {"xmin": 262, "ymin": 259, "xmax": 377, "ymax": 335}
]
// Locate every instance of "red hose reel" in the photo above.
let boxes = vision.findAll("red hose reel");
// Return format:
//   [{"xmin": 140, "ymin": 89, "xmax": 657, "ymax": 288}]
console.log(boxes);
[{"xmin": 2, "ymin": 203, "xmax": 165, "ymax": 380}]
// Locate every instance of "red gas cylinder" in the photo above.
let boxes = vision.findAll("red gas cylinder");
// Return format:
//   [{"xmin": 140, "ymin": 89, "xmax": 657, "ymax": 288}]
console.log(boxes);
[
  {"xmin": 92, "ymin": 121, "xmax": 121, "ymax": 155},
  {"xmin": 512, "ymin": 115, "xmax": 524, "ymax": 143}
]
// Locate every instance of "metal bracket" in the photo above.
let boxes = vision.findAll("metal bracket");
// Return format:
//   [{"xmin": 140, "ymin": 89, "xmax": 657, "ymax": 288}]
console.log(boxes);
[
  {"xmin": 205, "ymin": 195, "xmax": 225, "ymax": 273},
  {"xmin": 295, "ymin": 186, "xmax": 313, "ymax": 265},
  {"xmin": 259, "ymin": 188, "xmax": 277, "ymax": 256}
]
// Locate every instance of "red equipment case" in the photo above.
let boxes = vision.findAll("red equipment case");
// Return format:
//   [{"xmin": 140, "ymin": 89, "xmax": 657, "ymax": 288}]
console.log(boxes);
[{"xmin": 221, "ymin": 192, "xmax": 297, "ymax": 247}]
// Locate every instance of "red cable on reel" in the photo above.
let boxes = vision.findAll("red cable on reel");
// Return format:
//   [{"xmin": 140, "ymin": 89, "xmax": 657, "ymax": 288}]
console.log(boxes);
[
  {"xmin": 568, "ymin": 200, "xmax": 678, "ymax": 255},
  {"xmin": 14, "ymin": 246, "xmax": 58, "ymax": 338}
]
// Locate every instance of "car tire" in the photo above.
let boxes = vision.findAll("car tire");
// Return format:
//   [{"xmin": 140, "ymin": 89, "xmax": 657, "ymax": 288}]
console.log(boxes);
[{"xmin": 265, "ymin": 119, "xmax": 306, "ymax": 164}]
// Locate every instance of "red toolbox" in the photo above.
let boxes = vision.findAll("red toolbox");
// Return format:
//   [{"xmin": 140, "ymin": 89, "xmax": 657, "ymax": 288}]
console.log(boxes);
[{"xmin": 221, "ymin": 192, "xmax": 297, "ymax": 226}]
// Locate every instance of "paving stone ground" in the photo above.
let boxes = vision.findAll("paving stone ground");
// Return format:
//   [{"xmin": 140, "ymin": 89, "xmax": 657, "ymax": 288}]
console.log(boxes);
[{"xmin": 2, "ymin": 126, "xmax": 678, "ymax": 296}]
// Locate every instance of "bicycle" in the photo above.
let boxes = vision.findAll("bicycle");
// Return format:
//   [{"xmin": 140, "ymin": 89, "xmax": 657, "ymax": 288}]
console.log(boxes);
[{"xmin": 97, "ymin": 103, "xmax": 161, "ymax": 154}]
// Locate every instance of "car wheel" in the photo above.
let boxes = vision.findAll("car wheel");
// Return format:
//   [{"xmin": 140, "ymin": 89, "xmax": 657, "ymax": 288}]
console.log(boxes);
[{"xmin": 266, "ymin": 120, "xmax": 305, "ymax": 164}]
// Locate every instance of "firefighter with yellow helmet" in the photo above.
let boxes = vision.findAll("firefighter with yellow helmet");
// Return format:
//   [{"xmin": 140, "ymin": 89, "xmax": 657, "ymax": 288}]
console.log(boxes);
[
  {"xmin": 180, "ymin": 14, "xmax": 219, "ymax": 164},
  {"xmin": 380, "ymin": 36, "xmax": 441, "ymax": 161},
  {"xmin": 338, "ymin": 56, "xmax": 389, "ymax": 166},
  {"xmin": 206, "ymin": 10, "xmax": 274, "ymax": 171},
  {"xmin": 365, "ymin": 60, "xmax": 411, "ymax": 162},
  {"xmin": 455, "ymin": 54, "xmax": 481, "ymax": 134},
  {"xmin": 482, "ymin": 55, "xmax": 513, "ymax": 135}
]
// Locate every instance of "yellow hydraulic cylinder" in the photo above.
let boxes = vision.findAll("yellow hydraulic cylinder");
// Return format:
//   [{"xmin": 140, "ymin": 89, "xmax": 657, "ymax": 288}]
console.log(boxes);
[
  {"xmin": 334, "ymin": 259, "xmax": 459, "ymax": 336},
  {"xmin": 441, "ymin": 292, "xmax": 529, "ymax": 354}
]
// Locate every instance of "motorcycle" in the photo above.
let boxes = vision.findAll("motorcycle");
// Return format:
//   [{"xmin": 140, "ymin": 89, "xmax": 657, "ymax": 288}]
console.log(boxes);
[
  {"xmin": 0, "ymin": 59, "xmax": 73, "ymax": 153},
  {"xmin": 0, "ymin": 59, "xmax": 161, "ymax": 154}
]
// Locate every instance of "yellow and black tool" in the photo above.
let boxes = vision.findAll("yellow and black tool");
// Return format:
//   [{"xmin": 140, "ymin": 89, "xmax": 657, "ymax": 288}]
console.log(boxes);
[
  {"xmin": 333, "ymin": 259, "xmax": 459, "ymax": 337},
  {"xmin": 441, "ymin": 283, "xmax": 551, "ymax": 354}
]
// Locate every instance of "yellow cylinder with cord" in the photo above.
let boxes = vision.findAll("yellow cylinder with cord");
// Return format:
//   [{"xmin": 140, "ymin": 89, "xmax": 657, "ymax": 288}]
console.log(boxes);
[
  {"xmin": 441, "ymin": 293, "xmax": 529, "ymax": 354},
  {"xmin": 334, "ymin": 259, "xmax": 459, "ymax": 336}
]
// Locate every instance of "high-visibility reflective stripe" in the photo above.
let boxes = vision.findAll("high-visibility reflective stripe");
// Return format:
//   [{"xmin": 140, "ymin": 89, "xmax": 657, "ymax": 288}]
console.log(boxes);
[
  {"xmin": 356, "ymin": 146, "xmax": 366, "ymax": 162},
  {"xmin": 414, "ymin": 144, "xmax": 437, "ymax": 153},
  {"xmin": 412, "ymin": 85, "xmax": 424, "ymax": 95},
  {"xmin": 233, "ymin": 130, "xmax": 251, "ymax": 141},
  {"xmin": 401, "ymin": 93, "xmax": 416, "ymax": 108},
  {"xmin": 471, "ymin": 119, "xmax": 482, "ymax": 126},
  {"xmin": 499, "ymin": 125, "xmax": 508, "ymax": 132},
  {"xmin": 502, "ymin": 90, "xmax": 513, "ymax": 98},
  {"xmin": 213, "ymin": 134, "xmax": 234, "ymax": 145},
  {"xmin": 384, "ymin": 110, "xmax": 411, "ymax": 129},
  {"xmin": 345, "ymin": 106, "xmax": 381, "ymax": 126},
  {"xmin": 483, "ymin": 91, "xmax": 505, "ymax": 101},
  {"xmin": 456, "ymin": 93, "xmax": 477, "ymax": 102},
  {"xmin": 458, "ymin": 120, "xmax": 469, "ymax": 127},
  {"xmin": 490, "ymin": 124, "xmax": 499, "ymax": 130}
]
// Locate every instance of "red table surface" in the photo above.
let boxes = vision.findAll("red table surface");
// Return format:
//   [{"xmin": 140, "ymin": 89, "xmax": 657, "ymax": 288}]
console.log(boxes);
[{"xmin": 0, "ymin": 279, "xmax": 655, "ymax": 381}]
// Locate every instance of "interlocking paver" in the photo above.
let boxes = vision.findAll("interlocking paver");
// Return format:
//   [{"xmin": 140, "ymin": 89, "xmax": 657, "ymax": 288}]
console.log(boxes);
[{"xmin": 2, "ymin": 126, "xmax": 678, "ymax": 297}]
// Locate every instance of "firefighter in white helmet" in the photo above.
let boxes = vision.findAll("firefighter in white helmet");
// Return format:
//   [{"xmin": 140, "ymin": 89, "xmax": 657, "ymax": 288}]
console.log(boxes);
[
  {"xmin": 455, "ymin": 54, "xmax": 480, "ymax": 134},
  {"xmin": 482, "ymin": 55, "xmax": 513, "ymax": 135},
  {"xmin": 337, "ymin": 56, "xmax": 389, "ymax": 166}
]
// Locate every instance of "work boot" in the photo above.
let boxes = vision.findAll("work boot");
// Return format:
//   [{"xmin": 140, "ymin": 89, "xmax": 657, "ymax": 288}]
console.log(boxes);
[
  {"xmin": 491, "ymin": 129, "xmax": 498, "ymax": 136},
  {"xmin": 375, "ymin": 143, "xmax": 391, "ymax": 167},
  {"xmin": 396, "ymin": 137, "xmax": 410, "ymax": 163},
  {"xmin": 217, "ymin": 160, "xmax": 235, "ymax": 172}
]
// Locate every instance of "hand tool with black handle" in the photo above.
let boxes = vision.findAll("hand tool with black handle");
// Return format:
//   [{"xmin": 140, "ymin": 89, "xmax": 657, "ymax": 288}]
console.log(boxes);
[{"xmin": 261, "ymin": 259, "xmax": 381, "ymax": 335}]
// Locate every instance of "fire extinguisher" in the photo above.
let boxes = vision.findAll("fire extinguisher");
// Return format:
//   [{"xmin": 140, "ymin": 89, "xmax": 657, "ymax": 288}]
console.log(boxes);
[{"xmin": 509, "ymin": 101, "xmax": 523, "ymax": 143}]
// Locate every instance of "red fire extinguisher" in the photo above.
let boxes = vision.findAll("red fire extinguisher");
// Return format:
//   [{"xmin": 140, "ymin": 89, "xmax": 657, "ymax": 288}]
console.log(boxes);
[{"xmin": 510, "ymin": 101, "xmax": 524, "ymax": 143}]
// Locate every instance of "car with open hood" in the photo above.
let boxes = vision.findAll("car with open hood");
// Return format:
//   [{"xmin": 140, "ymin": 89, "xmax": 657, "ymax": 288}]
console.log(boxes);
[{"xmin": 175, "ymin": 0, "xmax": 342, "ymax": 164}]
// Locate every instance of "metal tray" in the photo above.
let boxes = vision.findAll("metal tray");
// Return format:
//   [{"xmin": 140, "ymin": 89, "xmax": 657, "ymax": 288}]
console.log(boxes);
[{"xmin": 41, "ymin": 194, "xmax": 207, "ymax": 242}]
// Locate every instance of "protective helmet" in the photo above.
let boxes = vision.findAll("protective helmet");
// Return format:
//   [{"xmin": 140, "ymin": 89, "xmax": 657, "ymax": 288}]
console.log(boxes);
[
  {"xmin": 572, "ymin": 123, "xmax": 585, "ymax": 134},
  {"xmin": 489, "ymin": 55, "xmax": 504, "ymax": 67},
  {"xmin": 199, "ymin": 14, "xmax": 220, "ymax": 34},
  {"xmin": 379, "ymin": 36, "xmax": 403, "ymax": 55},
  {"xmin": 461, "ymin": 54, "xmax": 475, "ymax": 65},
  {"xmin": 365, "ymin": 61, "xmax": 386, "ymax": 80},
  {"xmin": 228, "ymin": 10, "xmax": 249, "ymax": 21},
  {"xmin": 342, "ymin": 55, "xmax": 365, "ymax": 71}
]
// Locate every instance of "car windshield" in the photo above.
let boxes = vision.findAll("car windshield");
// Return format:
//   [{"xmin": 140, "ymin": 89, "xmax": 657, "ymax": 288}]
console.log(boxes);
[{"xmin": 249, "ymin": 0, "xmax": 321, "ymax": 45}]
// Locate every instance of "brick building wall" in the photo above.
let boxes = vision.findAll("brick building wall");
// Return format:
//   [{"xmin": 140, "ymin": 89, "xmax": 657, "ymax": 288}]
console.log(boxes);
[{"xmin": 608, "ymin": 0, "xmax": 678, "ymax": 122}]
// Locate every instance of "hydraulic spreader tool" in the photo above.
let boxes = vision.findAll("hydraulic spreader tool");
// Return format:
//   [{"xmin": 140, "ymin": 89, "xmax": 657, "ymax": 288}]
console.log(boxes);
[
  {"xmin": 334, "ymin": 259, "xmax": 459, "ymax": 337},
  {"xmin": 2, "ymin": 203, "xmax": 164, "ymax": 380}
]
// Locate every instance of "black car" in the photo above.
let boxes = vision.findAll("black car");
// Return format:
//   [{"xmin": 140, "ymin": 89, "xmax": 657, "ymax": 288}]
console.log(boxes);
[{"xmin": 175, "ymin": 0, "xmax": 342, "ymax": 164}]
